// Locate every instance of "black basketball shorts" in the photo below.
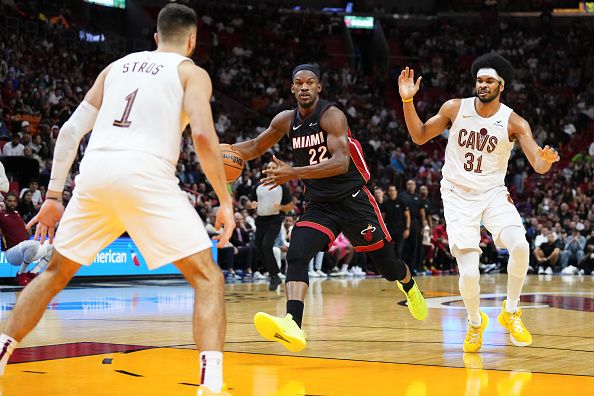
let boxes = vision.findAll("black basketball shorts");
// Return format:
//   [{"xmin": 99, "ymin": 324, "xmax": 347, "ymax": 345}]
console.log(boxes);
[{"xmin": 295, "ymin": 186, "xmax": 392, "ymax": 252}]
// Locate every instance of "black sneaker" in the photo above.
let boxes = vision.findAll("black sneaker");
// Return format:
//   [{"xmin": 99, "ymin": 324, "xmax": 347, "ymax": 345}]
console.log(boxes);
[{"xmin": 269, "ymin": 274, "xmax": 282, "ymax": 291}]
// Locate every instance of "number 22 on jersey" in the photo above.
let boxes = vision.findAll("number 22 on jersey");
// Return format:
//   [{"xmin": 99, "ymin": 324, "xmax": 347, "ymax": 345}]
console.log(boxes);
[{"xmin": 309, "ymin": 146, "xmax": 329, "ymax": 165}]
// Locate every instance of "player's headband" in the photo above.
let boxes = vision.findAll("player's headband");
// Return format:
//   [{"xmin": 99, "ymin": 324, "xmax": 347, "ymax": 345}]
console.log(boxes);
[
  {"xmin": 477, "ymin": 68, "xmax": 504, "ymax": 85},
  {"xmin": 292, "ymin": 64, "xmax": 320, "ymax": 81}
]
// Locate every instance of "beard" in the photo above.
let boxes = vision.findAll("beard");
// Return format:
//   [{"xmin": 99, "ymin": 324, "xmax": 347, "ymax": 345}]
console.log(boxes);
[
  {"xmin": 477, "ymin": 93, "xmax": 498, "ymax": 103},
  {"xmin": 476, "ymin": 85, "xmax": 501, "ymax": 103}
]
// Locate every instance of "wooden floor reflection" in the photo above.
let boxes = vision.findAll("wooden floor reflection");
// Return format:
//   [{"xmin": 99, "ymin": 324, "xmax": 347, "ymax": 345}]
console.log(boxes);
[{"xmin": 1, "ymin": 274, "xmax": 593, "ymax": 395}]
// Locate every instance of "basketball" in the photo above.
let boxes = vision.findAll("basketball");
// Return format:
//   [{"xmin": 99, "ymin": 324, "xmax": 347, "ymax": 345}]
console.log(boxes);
[{"xmin": 220, "ymin": 143, "xmax": 244, "ymax": 182}]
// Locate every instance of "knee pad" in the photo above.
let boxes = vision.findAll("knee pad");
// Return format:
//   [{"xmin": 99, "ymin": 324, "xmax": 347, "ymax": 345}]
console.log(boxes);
[
  {"xmin": 368, "ymin": 242, "xmax": 407, "ymax": 282},
  {"xmin": 456, "ymin": 250, "xmax": 480, "ymax": 296},
  {"xmin": 458, "ymin": 266, "xmax": 480, "ymax": 296},
  {"xmin": 507, "ymin": 239, "xmax": 530, "ymax": 278},
  {"xmin": 285, "ymin": 226, "xmax": 331, "ymax": 285},
  {"xmin": 286, "ymin": 248, "xmax": 312, "ymax": 284}
]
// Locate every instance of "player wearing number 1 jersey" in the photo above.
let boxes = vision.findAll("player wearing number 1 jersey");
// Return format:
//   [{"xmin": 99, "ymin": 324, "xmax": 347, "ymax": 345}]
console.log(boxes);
[
  {"xmin": 0, "ymin": 4, "xmax": 234, "ymax": 395},
  {"xmin": 233, "ymin": 64, "xmax": 427, "ymax": 353},
  {"xmin": 398, "ymin": 53, "xmax": 560, "ymax": 353}
]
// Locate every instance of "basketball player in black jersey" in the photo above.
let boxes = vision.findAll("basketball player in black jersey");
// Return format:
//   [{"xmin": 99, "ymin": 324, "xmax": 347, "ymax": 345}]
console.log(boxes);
[{"xmin": 233, "ymin": 64, "xmax": 427, "ymax": 352}]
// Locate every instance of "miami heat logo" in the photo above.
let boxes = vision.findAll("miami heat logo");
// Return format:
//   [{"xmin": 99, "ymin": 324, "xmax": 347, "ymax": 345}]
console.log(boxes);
[{"xmin": 360, "ymin": 224, "xmax": 376, "ymax": 242}]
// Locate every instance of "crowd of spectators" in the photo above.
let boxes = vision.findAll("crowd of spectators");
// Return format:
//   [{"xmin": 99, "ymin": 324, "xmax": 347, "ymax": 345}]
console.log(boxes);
[{"xmin": 1, "ymin": 1, "xmax": 593, "ymax": 279}]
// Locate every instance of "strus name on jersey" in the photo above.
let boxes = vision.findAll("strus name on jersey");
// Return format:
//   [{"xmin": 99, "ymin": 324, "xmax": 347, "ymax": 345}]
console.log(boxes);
[
  {"xmin": 122, "ymin": 62, "xmax": 164, "ymax": 75},
  {"xmin": 457, "ymin": 128, "xmax": 498, "ymax": 153},
  {"xmin": 292, "ymin": 131, "xmax": 325, "ymax": 149}
]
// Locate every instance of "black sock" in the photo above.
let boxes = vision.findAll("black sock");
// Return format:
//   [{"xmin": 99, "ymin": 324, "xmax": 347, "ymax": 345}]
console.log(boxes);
[
  {"xmin": 286, "ymin": 300, "xmax": 304, "ymax": 327},
  {"xmin": 401, "ymin": 278, "xmax": 415, "ymax": 293}
]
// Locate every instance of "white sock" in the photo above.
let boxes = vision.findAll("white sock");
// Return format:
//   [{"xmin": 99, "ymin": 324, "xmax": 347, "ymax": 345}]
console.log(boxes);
[
  {"xmin": 0, "ymin": 334, "xmax": 18, "ymax": 376},
  {"xmin": 200, "ymin": 351, "xmax": 223, "ymax": 392},
  {"xmin": 499, "ymin": 227, "xmax": 529, "ymax": 309},
  {"xmin": 19, "ymin": 262, "xmax": 29, "ymax": 273},
  {"xmin": 506, "ymin": 298, "xmax": 520, "ymax": 313},
  {"xmin": 468, "ymin": 314, "xmax": 482, "ymax": 327},
  {"xmin": 456, "ymin": 249, "xmax": 481, "ymax": 327}
]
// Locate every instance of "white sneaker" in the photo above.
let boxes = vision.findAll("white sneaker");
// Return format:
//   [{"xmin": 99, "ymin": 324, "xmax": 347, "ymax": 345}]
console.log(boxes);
[
  {"xmin": 253, "ymin": 271, "xmax": 266, "ymax": 280},
  {"xmin": 545, "ymin": 266, "xmax": 554, "ymax": 275},
  {"xmin": 561, "ymin": 265, "xmax": 578, "ymax": 275},
  {"xmin": 352, "ymin": 266, "xmax": 366, "ymax": 276},
  {"xmin": 278, "ymin": 272, "xmax": 286, "ymax": 280},
  {"xmin": 308, "ymin": 270, "xmax": 319, "ymax": 278},
  {"xmin": 538, "ymin": 266, "xmax": 545, "ymax": 274},
  {"xmin": 316, "ymin": 269, "xmax": 327, "ymax": 278},
  {"xmin": 339, "ymin": 264, "xmax": 354, "ymax": 277}
]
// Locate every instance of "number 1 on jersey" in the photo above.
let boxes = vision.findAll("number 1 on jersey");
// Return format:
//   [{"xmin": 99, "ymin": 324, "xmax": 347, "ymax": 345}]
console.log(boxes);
[
  {"xmin": 464, "ymin": 152, "xmax": 483, "ymax": 173},
  {"xmin": 113, "ymin": 89, "xmax": 138, "ymax": 128}
]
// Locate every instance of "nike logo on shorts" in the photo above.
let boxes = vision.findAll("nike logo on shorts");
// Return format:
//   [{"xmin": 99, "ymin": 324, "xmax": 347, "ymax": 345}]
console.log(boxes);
[{"xmin": 352, "ymin": 190, "xmax": 360, "ymax": 197}]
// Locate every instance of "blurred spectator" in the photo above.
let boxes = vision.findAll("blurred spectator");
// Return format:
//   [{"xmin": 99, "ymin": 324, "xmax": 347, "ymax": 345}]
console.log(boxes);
[
  {"xmin": 381, "ymin": 185, "xmax": 410, "ymax": 258},
  {"xmin": 16, "ymin": 189, "xmax": 37, "ymax": 224},
  {"xmin": 20, "ymin": 179, "xmax": 42, "ymax": 210},
  {"xmin": 229, "ymin": 211, "xmax": 256, "ymax": 277},
  {"xmin": 533, "ymin": 231, "xmax": 562, "ymax": 274},
  {"xmin": 560, "ymin": 229, "xmax": 586, "ymax": 274},
  {"xmin": 2, "ymin": 133, "xmax": 24, "ymax": 156}
]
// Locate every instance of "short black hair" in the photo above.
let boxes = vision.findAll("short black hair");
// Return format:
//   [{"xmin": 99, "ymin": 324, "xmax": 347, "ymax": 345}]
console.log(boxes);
[
  {"xmin": 157, "ymin": 3, "xmax": 197, "ymax": 43},
  {"xmin": 292, "ymin": 64, "xmax": 321, "ymax": 81},
  {"xmin": 471, "ymin": 53, "xmax": 513, "ymax": 85}
]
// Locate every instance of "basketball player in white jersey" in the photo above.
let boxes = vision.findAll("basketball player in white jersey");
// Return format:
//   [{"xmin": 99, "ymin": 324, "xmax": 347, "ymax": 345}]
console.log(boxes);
[
  {"xmin": 0, "ymin": 4, "xmax": 234, "ymax": 395},
  {"xmin": 398, "ymin": 53, "xmax": 559, "ymax": 353}
]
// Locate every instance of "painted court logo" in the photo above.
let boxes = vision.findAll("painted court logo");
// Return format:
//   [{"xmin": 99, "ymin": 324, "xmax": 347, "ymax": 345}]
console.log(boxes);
[
  {"xmin": 419, "ymin": 292, "xmax": 594, "ymax": 312},
  {"xmin": 360, "ymin": 224, "xmax": 376, "ymax": 242}
]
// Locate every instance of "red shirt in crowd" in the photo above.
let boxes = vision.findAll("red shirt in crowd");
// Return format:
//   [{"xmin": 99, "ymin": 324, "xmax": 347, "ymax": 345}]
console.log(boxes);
[
  {"xmin": 432, "ymin": 224, "xmax": 449, "ymax": 251},
  {"xmin": 0, "ymin": 210, "xmax": 28, "ymax": 250}
]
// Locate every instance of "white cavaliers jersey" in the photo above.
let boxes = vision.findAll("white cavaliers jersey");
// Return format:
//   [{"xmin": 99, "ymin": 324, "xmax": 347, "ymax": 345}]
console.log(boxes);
[
  {"xmin": 86, "ymin": 51, "xmax": 192, "ymax": 164},
  {"xmin": 441, "ymin": 97, "xmax": 515, "ymax": 191}
]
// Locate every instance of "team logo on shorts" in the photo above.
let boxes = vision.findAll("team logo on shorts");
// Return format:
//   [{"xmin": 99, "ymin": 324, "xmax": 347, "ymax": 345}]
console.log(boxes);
[{"xmin": 361, "ymin": 224, "xmax": 376, "ymax": 242}]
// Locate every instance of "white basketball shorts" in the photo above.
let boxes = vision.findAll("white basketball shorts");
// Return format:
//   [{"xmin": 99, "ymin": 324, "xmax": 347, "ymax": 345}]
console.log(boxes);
[
  {"xmin": 440, "ymin": 179, "xmax": 525, "ymax": 255},
  {"xmin": 54, "ymin": 150, "xmax": 213, "ymax": 269}
]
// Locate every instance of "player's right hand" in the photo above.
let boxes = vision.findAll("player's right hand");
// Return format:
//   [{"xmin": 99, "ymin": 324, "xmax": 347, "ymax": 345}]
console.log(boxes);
[
  {"xmin": 26, "ymin": 199, "xmax": 64, "ymax": 244},
  {"xmin": 398, "ymin": 67, "xmax": 422, "ymax": 101},
  {"xmin": 213, "ymin": 201, "xmax": 235, "ymax": 248}
]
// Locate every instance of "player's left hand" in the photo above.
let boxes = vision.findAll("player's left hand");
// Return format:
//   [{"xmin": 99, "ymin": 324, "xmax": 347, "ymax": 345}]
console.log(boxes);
[
  {"xmin": 538, "ymin": 145, "xmax": 560, "ymax": 164},
  {"xmin": 26, "ymin": 199, "xmax": 64, "ymax": 244},
  {"xmin": 261, "ymin": 156, "xmax": 295, "ymax": 189}
]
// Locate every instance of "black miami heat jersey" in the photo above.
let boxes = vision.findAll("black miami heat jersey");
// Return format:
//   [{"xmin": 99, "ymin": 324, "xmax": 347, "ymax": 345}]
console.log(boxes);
[{"xmin": 289, "ymin": 99, "xmax": 370, "ymax": 202}]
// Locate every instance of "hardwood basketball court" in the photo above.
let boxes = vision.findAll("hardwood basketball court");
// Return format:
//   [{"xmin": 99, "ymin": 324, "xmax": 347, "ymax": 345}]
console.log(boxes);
[{"xmin": 1, "ymin": 274, "xmax": 593, "ymax": 395}]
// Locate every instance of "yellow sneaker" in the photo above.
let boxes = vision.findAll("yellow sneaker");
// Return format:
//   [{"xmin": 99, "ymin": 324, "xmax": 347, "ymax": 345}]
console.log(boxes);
[
  {"xmin": 253, "ymin": 312, "xmax": 307, "ymax": 352},
  {"xmin": 397, "ymin": 280, "xmax": 428, "ymax": 320},
  {"xmin": 497, "ymin": 300, "xmax": 532, "ymax": 346},
  {"xmin": 463, "ymin": 311, "xmax": 489, "ymax": 353}
]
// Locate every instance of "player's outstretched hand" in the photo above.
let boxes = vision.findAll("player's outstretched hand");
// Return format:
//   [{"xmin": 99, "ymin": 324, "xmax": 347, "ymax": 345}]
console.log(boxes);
[
  {"xmin": 261, "ymin": 156, "xmax": 295, "ymax": 190},
  {"xmin": 538, "ymin": 145, "xmax": 560, "ymax": 164},
  {"xmin": 398, "ymin": 66, "xmax": 422, "ymax": 101},
  {"xmin": 213, "ymin": 200, "xmax": 235, "ymax": 248},
  {"xmin": 26, "ymin": 199, "xmax": 64, "ymax": 244}
]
